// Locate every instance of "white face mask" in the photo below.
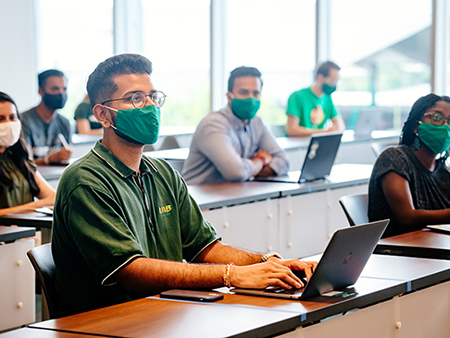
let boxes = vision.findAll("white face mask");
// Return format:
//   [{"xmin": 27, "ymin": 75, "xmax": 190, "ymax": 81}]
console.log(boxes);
[{"xmin": 0, "ymin": 120, "xmax": 21, "ymax": 148}]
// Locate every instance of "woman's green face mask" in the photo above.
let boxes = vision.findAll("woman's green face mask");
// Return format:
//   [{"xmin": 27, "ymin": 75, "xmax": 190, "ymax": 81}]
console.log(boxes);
[{"xmin": 417, "ymin": 121, "xmax": 450, "ymax": 154}]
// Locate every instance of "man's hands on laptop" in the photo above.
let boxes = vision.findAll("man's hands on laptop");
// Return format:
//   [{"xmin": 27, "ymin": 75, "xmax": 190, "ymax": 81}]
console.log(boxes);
[{"xmin": 230, "ymin": 259, "xmax": 317, "ymax": 290}]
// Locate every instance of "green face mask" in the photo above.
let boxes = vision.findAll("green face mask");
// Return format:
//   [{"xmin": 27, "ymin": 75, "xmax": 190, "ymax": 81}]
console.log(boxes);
[
  {"xmin": 417, "ymin": 122, "xmax": 450, "ymax": 154},
  {"xmin": 106, "ymin": 104, "xmax": 160, "ymax": 145},
  {"xmin": 322, "ymin": 83, "xmax": 336, "ymax": 95},
  {"xmin": 230, "ymin": 94, "xmax": 261, "ymax": 120}
]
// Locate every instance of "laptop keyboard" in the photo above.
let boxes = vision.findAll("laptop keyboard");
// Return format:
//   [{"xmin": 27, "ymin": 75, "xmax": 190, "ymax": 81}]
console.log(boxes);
[{"xmin": 265, "ymin": 286, "xmax": 305, "ymax": 295}]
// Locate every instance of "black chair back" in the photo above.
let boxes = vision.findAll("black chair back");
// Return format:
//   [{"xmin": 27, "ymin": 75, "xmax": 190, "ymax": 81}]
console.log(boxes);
[
  {"xmin": 27, "ymin": 243, "xmax": 62, "ymax": 319},
  {"xmin": 339, "ymin": 194, "xmax": 369, "ymax": 226}
]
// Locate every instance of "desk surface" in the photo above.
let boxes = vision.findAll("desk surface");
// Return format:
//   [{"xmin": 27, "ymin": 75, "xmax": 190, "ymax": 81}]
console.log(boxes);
[
  {"xmin": 305, "ymin": 253, "xmax": 450, "ymax": 291},
  {"xmin": 0, "ymin": 226, "xmax": 35, "ymax": 242},
  {"xmin": 188, "ymin": 164, "xmax": 372, "ymax": 210},
  {"xmin": 0, "ymin": 212, "xmax": 52, "ymax": 228},
  {"xmin": 144, "ymin": 147, "xmax": 190, "ymax": 160},
  {"xmin": 28, "ymin": 254, "xmax": 450, "ymax": 338},
  {"xmin": 375, "ymin": 229, "xmax": 450, "ymax": 260},
  {"xmin": 37, "ymin": 165, "xmax": 67, "ymax": 181},
  {"xmin": 279, "ymin": 163, "xmax": 373, "ymax": 197},
  {"xmin": 71, "ymin": 126, "xmax": 197, "ymax": 145},
  {"xmin": 275, "ymin": 130, "xmax": 400, "ymax": 150},
  {"xmin": 361, "ymin": 254, "xmax": 450, "ymax": 290},
  {"xmin": 30, "ymin": 297, "xmax": 300, "ymax": 338}
]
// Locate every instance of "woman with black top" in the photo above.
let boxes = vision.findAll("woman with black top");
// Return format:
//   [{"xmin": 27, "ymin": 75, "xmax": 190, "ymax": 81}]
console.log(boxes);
[
  {"xmin": 369, "ymin": 94, "xmax": 450, "ymax": 238},
  {"xmin": 0, "ymin": 92, "xmax": 55, "ymax": 216}
]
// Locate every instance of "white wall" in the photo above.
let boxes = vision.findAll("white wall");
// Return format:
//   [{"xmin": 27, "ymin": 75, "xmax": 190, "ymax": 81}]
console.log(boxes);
[{"xmin": 0, "ymin": 0, "xmax": 38, "ymax": 112}]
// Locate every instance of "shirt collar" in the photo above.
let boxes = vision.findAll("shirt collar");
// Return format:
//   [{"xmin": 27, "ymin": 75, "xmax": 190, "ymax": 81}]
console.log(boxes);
[
  {"xmin": 91, "ymin": 140, "xmax": 157, "ymax": 178},
  {"xmin": 222, "ymin": 105, "xmax": 251, "ymax": 130}
]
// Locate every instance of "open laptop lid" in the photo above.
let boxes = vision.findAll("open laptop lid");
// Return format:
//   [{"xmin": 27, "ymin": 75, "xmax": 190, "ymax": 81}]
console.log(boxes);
[
  {"xmin": 233, "ymin": 219, "xmax": 389, "ymax": 300},
  {"xmin": 253, "ymin": 131, "xmax": 343, "ymax": 184},
  {"xmin": 298, "ymin": 131, "xmax": 343, "ymax": 182},
  {"xmin": 353, "ymin": 107, "xmax": 383, "ymax": 139}
]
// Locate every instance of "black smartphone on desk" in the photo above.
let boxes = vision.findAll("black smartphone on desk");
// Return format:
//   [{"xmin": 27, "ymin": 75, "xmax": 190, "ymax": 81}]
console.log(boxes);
[{"xmin": 160, "ymin": 289, "xmax": 224, "ymax": 302}]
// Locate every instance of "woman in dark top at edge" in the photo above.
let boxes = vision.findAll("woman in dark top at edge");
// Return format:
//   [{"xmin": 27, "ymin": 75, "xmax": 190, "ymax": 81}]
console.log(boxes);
[
  {"xmin": 0, "ymin": 92, "xmax": 55, "ymax": 216},
  {"xmin": 369, "ymin": 93, "xmax": 450, "ymax": 238}
]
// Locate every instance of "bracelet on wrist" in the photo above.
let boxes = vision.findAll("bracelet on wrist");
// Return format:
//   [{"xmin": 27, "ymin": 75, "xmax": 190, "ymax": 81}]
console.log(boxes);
[
  {"xmin": 255, "ymin": 155, "xmax": 268, "ymax": 167},
  {"xmin": 43, "ymin": 154, "xmax": 50, "ymax": 165},
  {"xmin": 223, "ymin": 263, "xmax": 235, "ymax": 288},
  {"xmin": 260, "ymin": 252, "xmax": 283, "ymax": 263}
]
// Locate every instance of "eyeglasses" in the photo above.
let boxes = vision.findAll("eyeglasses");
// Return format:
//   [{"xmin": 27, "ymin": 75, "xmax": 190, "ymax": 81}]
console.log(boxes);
[
  {"xmin": 423, "ymin": 111, "xmax": 450, "ymax": 126},
  {"xmin": 102, "ymin": 91, "xmax": 167, "ymax": 109}
]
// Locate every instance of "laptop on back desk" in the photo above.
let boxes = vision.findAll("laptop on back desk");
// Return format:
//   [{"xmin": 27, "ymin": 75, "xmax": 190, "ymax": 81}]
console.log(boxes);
[{"xmin": 254, "ymin": 131, "xmax": 343, "ymax": 183}]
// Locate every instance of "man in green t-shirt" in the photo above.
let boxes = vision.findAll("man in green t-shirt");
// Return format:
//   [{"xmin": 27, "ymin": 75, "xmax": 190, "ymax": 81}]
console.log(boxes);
[
  {"xmin": 51, "ymin": 53, "xmax": 317, "ymax": 316},
  {"xmin": 286, "ymin": 61, "xmax": 345, "ymax": 137}
]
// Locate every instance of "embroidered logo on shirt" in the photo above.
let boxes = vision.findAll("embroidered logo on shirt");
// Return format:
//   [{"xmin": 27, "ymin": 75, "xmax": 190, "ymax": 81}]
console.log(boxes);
[{"xmin": 159, "ymin": 204, "xmax": 172, "ymax": 215}]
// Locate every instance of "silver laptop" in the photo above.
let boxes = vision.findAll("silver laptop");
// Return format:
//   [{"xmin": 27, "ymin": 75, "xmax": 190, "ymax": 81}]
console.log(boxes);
[
  {"xmin": 255, "ymin": 132, "xmax": 343, "ymax": 183},
  {"xmin": 353, "ymin": 107, "xmax": 383, "ymax": 139},
  {"xmin": 233, "ymin": 219, "xmax": 389, "ymax": 300},
  {"xmin": 426, "ymin": 224, "xmax": 450, "ymax": 234}
]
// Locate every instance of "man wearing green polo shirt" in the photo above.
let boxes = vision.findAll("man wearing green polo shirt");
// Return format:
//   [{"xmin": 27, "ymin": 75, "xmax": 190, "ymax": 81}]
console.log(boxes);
[
  {"xmin": 51, "ymin": 53, "xmax": 316, "ymax": 316},
  {"xmin": 286, "ymin": 61, "xmax": 345, "ymax": 137}
]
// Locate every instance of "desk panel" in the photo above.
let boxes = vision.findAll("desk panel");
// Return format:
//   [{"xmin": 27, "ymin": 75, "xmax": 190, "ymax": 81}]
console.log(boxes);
[
  {"xmin": 203, "ymin": 198, "xmax": 279, "ymax": 253},
  {"xmin": 0, "ymin": 239, "xmax": 35, "ymax": 331}
]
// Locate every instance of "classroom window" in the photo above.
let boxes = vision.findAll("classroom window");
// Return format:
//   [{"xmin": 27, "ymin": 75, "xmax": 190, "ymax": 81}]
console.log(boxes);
[
  {"xmin": 37, "ymin": 0, "xmax": 114, "ymax": 121},
  {"xmin": 142, "ymin": 0, "xmax": 210, "ymax": 127},
  {"xmin": 329, "ymin": 0, "xmax": 432, "ymax": 130},
  {"xmin": 226, "ymin": 0, "xmax": 316, "ymax": 126}
]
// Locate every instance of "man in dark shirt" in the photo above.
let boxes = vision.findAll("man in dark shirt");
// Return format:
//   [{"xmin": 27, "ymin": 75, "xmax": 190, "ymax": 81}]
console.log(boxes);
[{"xmin": 21, "ymin": 69, "xmax": 72, "ymax": 165}]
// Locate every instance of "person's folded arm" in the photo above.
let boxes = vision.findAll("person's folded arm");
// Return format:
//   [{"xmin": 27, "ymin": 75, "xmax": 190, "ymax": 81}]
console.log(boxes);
[
  {"xmin": 257, "ymin": 123, "xmax": 289, "ymax": 176},
  {"xmin": 198, "ymin": 124, "xmax": 255, "ymax": 181},
  {"xmin": 382, "ymin": 171, "xmax": 450, "ymax": 232}
]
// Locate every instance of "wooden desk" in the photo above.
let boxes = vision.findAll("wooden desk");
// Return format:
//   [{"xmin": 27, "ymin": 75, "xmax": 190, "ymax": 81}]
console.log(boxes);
[
  {"xmin": 29, "ymin": 297, "xmax": 300, "ymax": 338},
  {"xmin": 0, "ymin": 213, "xmax": 52, "ymax": 244},
  {"xmin": 27, "ymin": 276, "xmax": 403, "ymax": 338},
  {"xmin": 375, "ymin": 229, "xmax": 450, "ymax": 260},
  {"xmin": 28, "ymin": 255, "xmax": 450, "ymax": 337}
]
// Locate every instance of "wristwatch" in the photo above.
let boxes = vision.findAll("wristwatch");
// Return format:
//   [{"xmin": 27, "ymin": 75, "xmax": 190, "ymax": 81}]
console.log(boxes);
[{"xmin": 260, "ymin": 252, "xmax": 283, "ymax": 263}]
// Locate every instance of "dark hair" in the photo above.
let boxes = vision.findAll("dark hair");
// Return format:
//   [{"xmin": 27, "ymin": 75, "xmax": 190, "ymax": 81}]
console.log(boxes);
[
  {"xmin": 0, "ymin": 92, "xmax": 39, "ymax": 197},
  {"xmin": 400, "ymin": 94, "xmax": 450, "ymax": 146},
  {"xmin": 316, "ymin": 61, "xmax": 340, "ymax": 78},
  {"xmin": 87, "ymin": 54, "xmax": 153, "ymax": 106},
  {"xmin": 227, "ymin": 66, "xmax": 263, "ymax": 92},
  {"xmin": 38, "ymin": 69, "xmax": 66, "ymax": 89}
]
